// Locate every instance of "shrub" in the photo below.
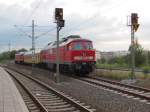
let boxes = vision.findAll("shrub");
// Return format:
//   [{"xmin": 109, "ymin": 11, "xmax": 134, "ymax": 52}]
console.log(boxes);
[{"xmin": 142, "ymin": 66, "xmax": 150, "ymax": 78}]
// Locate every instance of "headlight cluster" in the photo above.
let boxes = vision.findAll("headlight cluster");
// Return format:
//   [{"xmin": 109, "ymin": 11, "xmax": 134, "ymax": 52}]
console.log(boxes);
[
  {"xmin": 74, "ymin": 56, "xmax": 93, "ymax": 60},
  {"xmin": 88, "ymin": 56, "xmax": 93, "ymax": 60},
  {"xmin": 74, "ymin": 56, "xmax": 83, "ymax": 60}
]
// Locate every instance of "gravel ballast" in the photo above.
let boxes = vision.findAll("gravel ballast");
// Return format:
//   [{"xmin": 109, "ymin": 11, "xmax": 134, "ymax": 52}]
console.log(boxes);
[{"xmin": 8, "ymin": 64, "xmax": 150, "ymax": 112}]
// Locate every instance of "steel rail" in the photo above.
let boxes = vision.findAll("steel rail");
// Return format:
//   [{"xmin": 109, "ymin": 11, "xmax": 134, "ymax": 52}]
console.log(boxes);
[
  {"xmin": 89, "ymin": 76, "xmax": 150, "ymax": 92},
  {"xmin": 79, "ymin": 77, "xmax": 150, "ymax": 101},
  {"xmin": 7, "ymin": 69, "xmax": 49, "ymax": 112},
  {"xmin": 96, "ymin": 67, "xmax": 144, "ymax": 73},
  {"xmin": 5, "ymin": 67, "xmax": 96, "ymax": 112}
]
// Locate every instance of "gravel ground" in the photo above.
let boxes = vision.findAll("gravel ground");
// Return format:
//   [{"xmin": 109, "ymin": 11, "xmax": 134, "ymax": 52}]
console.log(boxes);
[
  {"xmin": 8, "ymin": 63, "xmax": 150, "ymax": 112},
  {"xmin": 134, "ymin": 79, "xmax": 150, "ymax": 89}
]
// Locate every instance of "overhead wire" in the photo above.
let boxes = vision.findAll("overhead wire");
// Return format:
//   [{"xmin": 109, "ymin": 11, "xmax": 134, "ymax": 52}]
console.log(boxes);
[
  {"xmin": 35, "ymin": 27, "xmax": 56, "ymax": 39},
  {"xmin": 14, "ymin": 24, "xmax": 56, "ymax": 38},
  {"xmin": 15, "ymin": 0, "xmax": 129, "ymax": 44},
  {"xmin": 23, "ymin": 0, "xmax": 43, "ymax": 26},
  {"xmin": 14, "ymin": 25, "xmax": 32, "ymax": 38},
  {"xmin": 62, "ymin": 0, "xmax": 129, "ymax": 37}
]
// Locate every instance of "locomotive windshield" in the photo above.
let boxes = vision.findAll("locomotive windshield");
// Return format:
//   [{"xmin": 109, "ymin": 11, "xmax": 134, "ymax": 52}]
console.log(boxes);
[
  {"xmin": 68, "ymin": 41, "xmax": 93, "ymax": 50},
  {"xmin": 85, "ymin": 42, "xmax": 92, "ymax": 50},
  {"xmin": 74, "ymin": 43, "xmax": 82, "ymax": 50}
]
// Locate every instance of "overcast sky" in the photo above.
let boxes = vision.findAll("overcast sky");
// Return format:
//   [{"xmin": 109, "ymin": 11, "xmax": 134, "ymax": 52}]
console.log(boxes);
[{"xmin": 0, "ymin": 0, "xmax": 150, "ymax": 52}]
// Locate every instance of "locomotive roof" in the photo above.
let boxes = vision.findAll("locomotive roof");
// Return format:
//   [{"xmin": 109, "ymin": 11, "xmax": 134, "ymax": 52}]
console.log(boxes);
[
  {"xmin": 15, "ymin": 52, "xmax": 25, "ymax": 55},
  {"xmin": 42, "ymin": 35, "xmax": 92, "ymax": 50},
  {"xmin": 24, "ymin": 51, "xmax": 32, "ymax": 55},
  {"xmin": 23, "ymin": 50, "xmax": 39, "ymax": 55}
]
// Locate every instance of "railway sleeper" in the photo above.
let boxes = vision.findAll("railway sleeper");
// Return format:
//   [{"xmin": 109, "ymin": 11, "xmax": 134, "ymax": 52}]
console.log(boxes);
[
  {"xmin": 47, "ymin": 107, "xmax": 76, "ymax": 112},
  {"xmin": 41, "ymin": 99, "xmax": 64, "ymax": 103},
  {"xmin": 30, "ymin": 110, "xmax": 41, "ymax": 112},
  {"xmin": 28, "ymin": 106, "xmax": 39, "ymax": 110},
  {"xmin": 37, "ymin": 97, "xmax": 60, "ymax": 100},
  {"xmin": 43, "ymin": 102, "xmax": 67, "ymax": 106},
  {"xmin": 37, "ymin": 95, "xmax": 58, "ymax": 99},
  {"xmin": 35, "ymin": 93, "xmax": 56, "ymax": 96},
  {"xmin": 45, "ymin": 104, "xmax": 71, "ymax": 109}
]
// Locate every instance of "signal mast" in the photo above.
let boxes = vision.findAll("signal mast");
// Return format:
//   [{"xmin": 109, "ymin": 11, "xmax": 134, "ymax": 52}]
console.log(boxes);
[
  {"xmin": 127, "ymin": 13, "xmax": 140, "ymax": 79},
  {"xmin": 54, "ymin": 8, "xmax": 65, "ymax": 83}
]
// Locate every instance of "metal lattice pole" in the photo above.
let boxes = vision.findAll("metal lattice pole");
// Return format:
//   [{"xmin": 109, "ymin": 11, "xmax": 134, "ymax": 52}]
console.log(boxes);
[
  {"xmin": 56, "ymin": 20, "xmax": 60, "ymax": 83},
  {"xmin": 32, "ymin": 20, "xmax": 35, "ymax": 74},
  {"xmin": 8, "ymin": 42, "xmax": 11, "ymax": 63},
  {"xmin": 146, "ymin": 50, "xmax": 149, "ymax": 66},
  {"xmin": 131, "ymin": 25, "xmax": 135, "ymax": 79}
]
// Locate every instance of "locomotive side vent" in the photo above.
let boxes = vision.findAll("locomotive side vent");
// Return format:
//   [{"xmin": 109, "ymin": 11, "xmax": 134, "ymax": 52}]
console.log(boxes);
[
  {"xmin": 59, "ymin": 35, "xmax": 81, "ymax": 44},
  {"xmin": 67, "ymin": 35, "xmax": 81, "ymax": 39}
]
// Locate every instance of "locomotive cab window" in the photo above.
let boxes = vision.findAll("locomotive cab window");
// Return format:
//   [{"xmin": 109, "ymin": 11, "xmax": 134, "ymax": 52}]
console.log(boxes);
[
  {"xmin": 74, "ymin": 42, "xmax": 82, "ymax": 50},
  {"xmin": 85, "ymin": 42, "xmax": 93, "ymax": 50},
  {"xmin": 67, "ymin": 43, "xmax": 73, "ymax": 50},
  {"xmin": 67, "ymin": 41, "xmax": 93, "ymax": 50}
]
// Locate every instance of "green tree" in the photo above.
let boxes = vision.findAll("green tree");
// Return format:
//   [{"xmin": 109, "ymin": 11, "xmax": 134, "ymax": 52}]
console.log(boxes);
[
  {"xmin": 0, "ymin": 48, "xmax": 27, "ymax": 62},
  {"xmin": 128, "ymin": 39, "xmax": 146, "ymax": 67},
  {"xmin": 108, "ymin": 56, "xmax": 125, "ymax": 65},
  {"xmin": 17, "ymin": 48, "xmax": 27, "ymax": 52},
  {"xmin": 10, "ymin": 50, "xmax": 17, "ymax": 59},
  {"xmin": 101, "ymin": 58, "xmax": 106, "ymax": 64}
]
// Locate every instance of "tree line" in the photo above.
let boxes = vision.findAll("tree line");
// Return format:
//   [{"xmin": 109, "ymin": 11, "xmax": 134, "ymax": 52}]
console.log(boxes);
[
  {"xmin": 0, "ymin": 48, "xmax": 27, "ymax": 62},
  {"xmin": 0, "ymin": 39, "xmax": 149, "ymax": 68},
  {"xmin": 98, "ymin": 40, "xmax": 150, "ymax": 67}
]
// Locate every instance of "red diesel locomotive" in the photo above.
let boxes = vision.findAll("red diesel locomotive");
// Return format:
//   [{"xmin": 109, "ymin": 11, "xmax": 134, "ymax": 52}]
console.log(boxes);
[
  {"xmin": 15, "ymin": 52, "xmax": 24, "ymax": 64},
  {"xmin": 41, "ymin": 35, "xmax": 96, "ymax": 73},
  {"xmin": 15, "ymin": 35, "xmax": 96, "ymax": 74}
]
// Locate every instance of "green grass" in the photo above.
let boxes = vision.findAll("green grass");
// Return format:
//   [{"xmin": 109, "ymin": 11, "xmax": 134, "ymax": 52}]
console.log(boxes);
[
  {"xmin": 95, "ymin": 69, "xmax": 150, "ymax": 81},
  {"xmin": 96, "ymin": 63, "xmax": 128, "ymax": 69},
  {"xmin": 0, "ymin": 59, "xmax": 11, "ymax": 64}
]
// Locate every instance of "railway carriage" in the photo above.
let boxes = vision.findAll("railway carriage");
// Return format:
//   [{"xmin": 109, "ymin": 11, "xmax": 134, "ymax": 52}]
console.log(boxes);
[{"xmin": 24, "ymin": 51, "xmax": 41, "ymax": 64}]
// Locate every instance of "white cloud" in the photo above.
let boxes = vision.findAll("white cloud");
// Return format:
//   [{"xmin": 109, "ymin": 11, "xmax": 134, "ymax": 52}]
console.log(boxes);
[
  {"xmin": 0, "ymin": 0, "xmax": 35, "ymax": 7},
  {"xmin": 0, "ymin": 0, "xmax": 150, "ymax": 51}
]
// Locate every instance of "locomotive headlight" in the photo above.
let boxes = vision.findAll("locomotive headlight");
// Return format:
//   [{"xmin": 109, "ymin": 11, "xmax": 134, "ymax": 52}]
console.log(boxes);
[
  {"xmin": 88, "ymin": 56, "xmax": 93, "ymax": 60},
  {"xmin": 74, "ymin": 56, "xmax": 83, "ymax": 60}
]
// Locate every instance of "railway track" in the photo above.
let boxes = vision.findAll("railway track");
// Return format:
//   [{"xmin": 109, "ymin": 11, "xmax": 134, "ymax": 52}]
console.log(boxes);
[
  {"xmin": 78, "ymin": 76, "xmax": 150, "ymax": 103},
  {"xmin": 96, "ymin": 67, "xmax": 144, "ymax": 73},
  {"xmin": 4, "ymin": 64, "xmax": 150, "ymax": 110},
  {"xmin": 12, "ymin": 77, "xmax": 43, "ymax": 112},
  {"xmin": 5, "ymin": 68, "xmax": 96, "ymax": 112}
]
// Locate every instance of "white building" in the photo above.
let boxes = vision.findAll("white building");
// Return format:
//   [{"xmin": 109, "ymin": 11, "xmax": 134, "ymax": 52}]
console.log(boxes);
[
  {"xmin": 96, "ymin": 51, "xmax": 129, "ymax": 61},
  {"xmin": 96, "ymin": 51, "xmax": 101, "ymax": 61}
]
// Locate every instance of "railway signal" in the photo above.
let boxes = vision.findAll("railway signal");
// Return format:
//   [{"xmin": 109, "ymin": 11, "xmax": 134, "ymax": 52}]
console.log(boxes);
[
  {"xmin": 131, "ymin": 13, "xmax": 139, "ymax": 32},
  {"xmin": 55, "ymin": 8, "xmax": 63, "ymax": 20},
  {"xmin": 54, "ymin": 8, "xmax": 65, "ymax": 83},
  {"xmin": 55, "ymin": 8, "xmax": 65, "ymax": 27},
  {"xmin": 127, "ymin": 13, "xmax": 140, "ymax": 79}
]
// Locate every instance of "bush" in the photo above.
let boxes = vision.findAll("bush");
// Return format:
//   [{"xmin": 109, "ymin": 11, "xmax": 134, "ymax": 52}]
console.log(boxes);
[
  {"xmin": 142, "ymin": 66, "xmax": 150, "ymax": 78},
  {"xmin": 143, "ymin": 66, "xmax": 150, "ymax": 74}
]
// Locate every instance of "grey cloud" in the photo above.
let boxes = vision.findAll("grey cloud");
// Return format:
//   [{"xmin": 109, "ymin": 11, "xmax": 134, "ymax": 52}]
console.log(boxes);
[{"xmin": 0, "ymin": 0, "xmax": 150, "ymax": 51}]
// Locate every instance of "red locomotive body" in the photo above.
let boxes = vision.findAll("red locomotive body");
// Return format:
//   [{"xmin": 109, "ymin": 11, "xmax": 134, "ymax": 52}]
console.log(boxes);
[
  {"xmin": 15, "ymin": 52, "xmax": 24, "ymax": 64},
  {"xmin": 40, "ymin": 35, "xmax": 96, "ymax": 74}
]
